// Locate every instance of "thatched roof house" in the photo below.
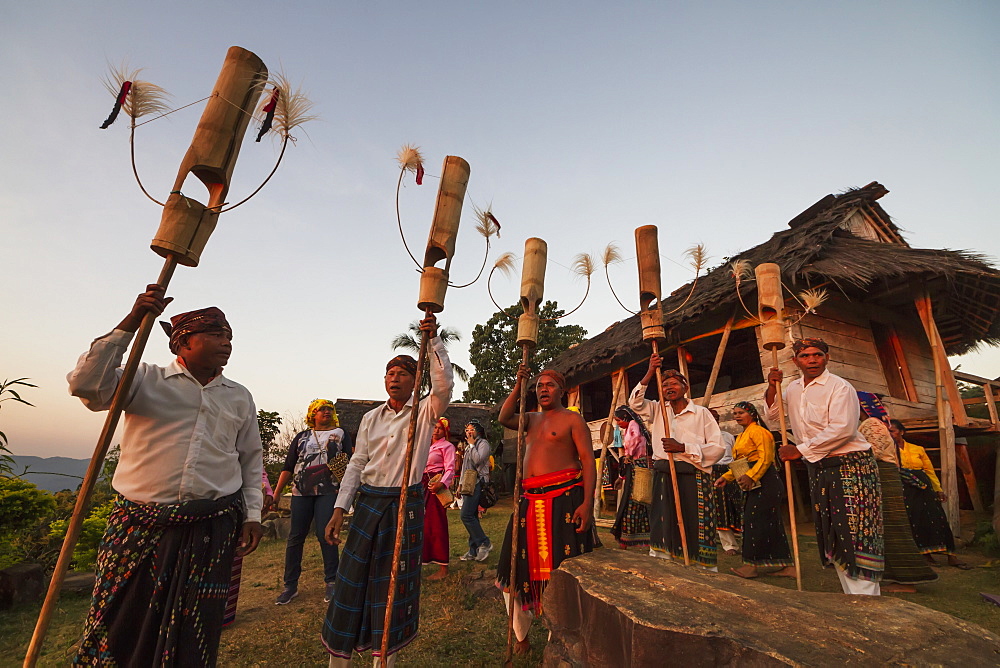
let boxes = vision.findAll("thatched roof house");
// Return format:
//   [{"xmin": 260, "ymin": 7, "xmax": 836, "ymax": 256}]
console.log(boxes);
[{"xmin": 548, "ymin": 182, "xmax": 1000, "ymax": 530}]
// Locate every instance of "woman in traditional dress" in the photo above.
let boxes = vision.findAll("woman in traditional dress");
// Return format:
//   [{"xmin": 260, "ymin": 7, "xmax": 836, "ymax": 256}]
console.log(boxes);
[
  {"xmin": 856, "ymin": 396, "xmax": 937, "ymax": 592},
  {"xmin": 889, "ymin": 419, "xmax": 969, "ymax": 568},
  {"xmin": 609, "ymin": 406, "xmax": 652, "ymax": 549},
  {"xmin": 716, "ymin": 401, "xmax": 795, "ymax": 579},
  {"xmin": 423, "ymin": 417, "xmax": 456, "ymax": 579}
]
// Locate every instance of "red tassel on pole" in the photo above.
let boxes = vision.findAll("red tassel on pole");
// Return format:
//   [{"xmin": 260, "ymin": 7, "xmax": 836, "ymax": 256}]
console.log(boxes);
[
  {"xmin": 100, "ymin": 81, "xmax": 132, "ymax": 129},
  {"xmin": 255, "ymin": 87, "xmax": 279, "ymax": 142}
]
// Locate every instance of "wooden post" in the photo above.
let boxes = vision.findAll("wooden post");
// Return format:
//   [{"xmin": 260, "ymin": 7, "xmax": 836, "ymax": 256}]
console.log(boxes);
[
  {"xmin": 635, "ymin": 225, "xmax": 689, "ymax": 566},
  {"xmin": 700, "ymin": 314, "xmax": 734, "ymax": 407},
  {"xmin": 381, "ymin": 156, "xmax": 469, "ymax": 666},
  {"xmin": 914, "ymin": 292, "xmax": 961, "ymax": 535},
  {"xmin": 754, "ymin": 263, "xmax": 802, "ymax": 591},
  {"xmin": 595, "ymin": 370, "xmax": 627, "ymax": 517},
  {"xmin": 505, "ymin": 238, "xmax": 547, "ymax": 666},
  {"xmin": 25, "ymin": 47, "xmax": 267, "ymax": 668}
]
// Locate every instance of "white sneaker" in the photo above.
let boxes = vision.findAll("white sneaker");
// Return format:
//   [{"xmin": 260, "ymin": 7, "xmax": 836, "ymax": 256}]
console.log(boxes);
[
  {"xmin": 459, "ymin": 550, "xmax": 476, "ymax": 561},
  {"xmin": 475, "ymin": 543, "xmax": 493, "ymax": 562}
]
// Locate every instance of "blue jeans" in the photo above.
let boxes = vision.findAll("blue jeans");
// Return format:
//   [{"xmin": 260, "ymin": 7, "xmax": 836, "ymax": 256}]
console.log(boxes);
[
  {"xmin": 284, "ymin": 494, "xmax": 339, "ymax": 587},
  {"xmin": 461, "ymin": 479, "xmax": 490, "ymax": 551}
]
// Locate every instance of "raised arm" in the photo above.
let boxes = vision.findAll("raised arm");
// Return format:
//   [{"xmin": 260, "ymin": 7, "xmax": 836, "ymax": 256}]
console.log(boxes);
[
  {"xmin": 422, "ymin": 314, "xmax": 454, "ymax": 417},
  {"xmin": 498, "ymin": 363, "xmax": 530, "ymax": 430}
]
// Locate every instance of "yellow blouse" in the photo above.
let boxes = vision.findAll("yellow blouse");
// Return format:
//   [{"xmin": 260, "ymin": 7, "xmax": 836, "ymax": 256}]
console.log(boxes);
[
  {"xmin": 898, "ymin": 441, "xmax": 942, "ymax": 492},
  {"xmin": 722, "ymin": 422, "xmax": 775, "ymax": 482}
]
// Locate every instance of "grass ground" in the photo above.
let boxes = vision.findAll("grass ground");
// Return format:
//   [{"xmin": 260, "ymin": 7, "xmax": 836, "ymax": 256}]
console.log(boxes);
[{"xmin": 3, "ymin": 502, "xmax": 997, "ymax": 666}]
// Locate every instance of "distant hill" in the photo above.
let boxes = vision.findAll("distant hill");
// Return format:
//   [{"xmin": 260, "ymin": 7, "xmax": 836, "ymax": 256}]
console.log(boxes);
[{"xmin": 10, "ymin": 456, "xmax": 89, "ymax": 492}]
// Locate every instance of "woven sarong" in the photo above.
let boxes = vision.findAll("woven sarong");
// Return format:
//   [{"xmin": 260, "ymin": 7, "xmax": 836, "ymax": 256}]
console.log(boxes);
[
  {"xmin": 900, "ymin": 469, "xmax": 955, "ymax": 555},
  {"xmin": 496, "ymin": 469, "xmax": 597, "ymax": 614},
  {"xmin": 421, "ymin": 471, "xmax": 449, "ymax": 566},
  {"xmin": 74, "ymin": 492, "xmax": 243, "ymax": 667},
  {"xmin": 878, "ymin": 462, "xmax": 938, "ymax": 584},
  {"xmin": 222, "ymin": 553, "xmax": 243, "ymax": 628},
  {"xmin": 740, "ymin": 465, "xmax": 793, "ymax": 567},
  {"xmin": 322, "ymin": 484, "xmax": 423, "ymax": 659},
  {"xmin": 806, "ymin": 450, "xmax": 884, "ymax": 582},
  {"xmin": 712, "ymin": 464, "xmax": 743, "ymax": 533},
  {"xmin": 610, "ymin": 458, "xmax": 650, "ymax": 547},
  {"xmin": 649, "ymin": 460, "xmax": 716, "ymax": 567}
]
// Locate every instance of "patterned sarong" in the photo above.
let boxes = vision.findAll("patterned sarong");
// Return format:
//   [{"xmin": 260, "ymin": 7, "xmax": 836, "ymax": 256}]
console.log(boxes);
[
  {"xmin": 878, "ymin": 462, "xmax": 938, "ymax": 584},
  {"xmin": 610, "ymin": 458, "xmax": 651, "ymax": 547},
  {"xmin": 421, "ymin": 471, "xmax": 449, "ymax": 566},
  {"xmin": 900, "ymin": 469, "xmax": 955, "ymax": 555},
  {"xmin": 222, "ymin": 553, "xmax": 244, "ymax": 628},
  {"xmin": 74, "ymin": 492, "xmax": 243, "ymax": 667},
  {"xmin": 740, "ymin": 465, "xmax": 793, "ymax": 567},
  {"xmin": 806, "ymin": 450, "xmax": 884, "ymax": 582},
  {"xmin": 322, "ymin": 484, "xmax": 424, "ymax": 659},
  {"xmin": 496, "ymin": 469, "xmax": 597, "ymax": 614},
  {"xmin": 649, "ymin": 460, "xmax": 717, "ymax": 568},
  {"xmin": 712, "ymin": 464, "xmax": 743, "ymax": 533}
]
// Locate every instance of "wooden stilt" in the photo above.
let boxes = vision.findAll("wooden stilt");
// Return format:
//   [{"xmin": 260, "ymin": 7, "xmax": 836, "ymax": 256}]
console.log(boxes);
[
  {"xmin": 700, "ymin": 315, "xmax": 734, "ymax": 407},
  {"xmin": 25, "ymin": 256, "xmax": 179, "ymax": 667}
]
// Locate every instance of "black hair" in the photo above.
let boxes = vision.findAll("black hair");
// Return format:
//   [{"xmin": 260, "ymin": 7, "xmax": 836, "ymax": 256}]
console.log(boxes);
[{"xmin": 465, "ymin": 419, "xmax": 486, "ymax": 440}]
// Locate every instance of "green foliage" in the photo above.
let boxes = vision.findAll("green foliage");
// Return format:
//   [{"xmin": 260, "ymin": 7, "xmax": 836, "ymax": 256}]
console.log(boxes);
[
  {"xmin": 0, "ymin": 377, "xmax": 37, "ymax": 478},
  {"xmin": 0, "ymin": 477, "xmax": 56, "ymax": 569},
  {"xmin": 461, "ymin": 301, "xmax": 586, "ymax": 405},
  {"xmin": 258, "ymin": 410, "xmax": 284, "ymax": 483},
  {"xmin": 391, "ymin": 321, "xmax": 471, "ymax": 389},
  {"xmin": 48, "ymin": 501, "xmax": 115, "ymax": 571}
]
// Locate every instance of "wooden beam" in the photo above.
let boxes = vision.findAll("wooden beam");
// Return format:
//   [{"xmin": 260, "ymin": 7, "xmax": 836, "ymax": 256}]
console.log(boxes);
[
  {"xmin": 700, "ymin": 315, "xmax": 734, "ymax": 407},
  {"xmin": 914, "ymin": 292, "xmax": 969, "ymax": 427}
]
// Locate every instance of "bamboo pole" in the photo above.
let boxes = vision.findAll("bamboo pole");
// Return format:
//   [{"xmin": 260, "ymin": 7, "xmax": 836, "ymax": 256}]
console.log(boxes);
[
  {"xmin": 25, "ymin": 259, "xmax": 178, "ymax": 667},
  {"xmin": 754, "ymin": 263, "xmax": 802, "ymax": 591},
  {"xmin": 381, "ymin": 156, "xmax": 469, "ymax": 665},
  {"xmin": 26, "ymin": 47, "xmax": 268, "ymax": 667},
  {"xmin": 379, "ymin": 310, "xmax": 431, "ymax": 665},
  {"xmin": 635, "ymin": 225, "xmax": 689, "ymax": 565},
  {"xmin": 505, "ymin": 238, "xmax": 546, "ymax": 666},
  {"xmin": 700, "ymin": 315, "xmax": 734, "ymax": 407}
]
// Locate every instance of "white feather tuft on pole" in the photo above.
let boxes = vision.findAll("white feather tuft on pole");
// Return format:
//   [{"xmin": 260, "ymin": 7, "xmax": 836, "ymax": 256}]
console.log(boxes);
[
  {"xmin": 103, "ymin": 63, "xmax": 171, "ymax": 121},
  {"xmin": 730, "ymin": 259, "xmax": 754, "ymax": 285},
  {"xmin": 572, "ymin": 253, "xmax": 595, "ymax": 279},
  {"xmin": 602, "ymin": 242, "xmax": 623, "ymax": 267},
  {"xmin": 685, "ymin": 243, "xmax": 708, "ymax": 273},
  {"xmin": 799, "ymin": 287, "xmax": 829, "ymax": 314},
  {"xmin": 473, "ymin": 203, "xmax": 500, "ymax": 239},
  {"xmin": 256, "ymin": 71, "xmax": 318, "ymax": 139},
  {"xmin": 397, "ymin": 144, "xmax": 424, "ymax": 173},
  {"xmin": 493, "ymin": 252, "xmax": 517, "ymax": 278}
]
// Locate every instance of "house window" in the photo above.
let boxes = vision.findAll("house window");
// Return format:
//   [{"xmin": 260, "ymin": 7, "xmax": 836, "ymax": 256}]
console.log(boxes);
[{"xmin": 871, "ymin": 321, "xmax": 917, "ymax": 401}]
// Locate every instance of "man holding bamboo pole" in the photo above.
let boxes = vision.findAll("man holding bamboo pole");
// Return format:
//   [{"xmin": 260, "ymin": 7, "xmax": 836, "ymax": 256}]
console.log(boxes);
[
  {"xmin": 322, "ymin": 314, "xmax": 453, "ymax": 667},
  {"xmin": 630, "ymin": 355, "xmax": 725, "ymax": 568},
  {"xmin": 766, "ymin": 338, "xmax": 884, "ymax": 595},
  {"xmin": 496, "ymin": 366, "xmax": 597, "ymax": 655},
  {"xmin": 67, "ymin": 285, "xmax": 264, "ymax": 666}
]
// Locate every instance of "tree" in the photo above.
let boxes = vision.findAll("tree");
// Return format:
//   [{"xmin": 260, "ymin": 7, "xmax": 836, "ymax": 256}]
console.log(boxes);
[
  {"xmin": 391, "ymin": 321, "xmax": 470, "ymax": 390},
  {"xmin": 257, "ymin": 409, "xmax": 284, "ymax": 482},
  {"xmin": 0, "ymin": 377, "xmax": 36, "ymax": 478},
  {"xmin": 0, "ymin": 477, "xmax": 56, "ymax": 569},
  {"xmin": 462, "ymin": 301, "xmax": 587, "ymax": 405}
]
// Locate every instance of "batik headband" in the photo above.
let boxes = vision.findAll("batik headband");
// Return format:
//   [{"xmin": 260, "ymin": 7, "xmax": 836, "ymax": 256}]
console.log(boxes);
[{"xmin": 160, "ymin": 307, "xmax": 231, "ymax": 355}]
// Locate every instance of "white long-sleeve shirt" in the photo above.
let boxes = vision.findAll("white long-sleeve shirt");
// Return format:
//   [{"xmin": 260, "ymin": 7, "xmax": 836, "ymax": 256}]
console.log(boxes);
[
  {"xmin": 335, "ymin": 337, "xmax": 454, "ymax": 511},
  {"xmin": 764, "ymin": 369, "xmax": 870, "ymax": 463},
  {"xmin": 67, "ymin": 329, "xmax": 264, "ymax": 522},
  {"xmin": 628, "ymin": 383, "xmax": 725, "ymax": 472}
]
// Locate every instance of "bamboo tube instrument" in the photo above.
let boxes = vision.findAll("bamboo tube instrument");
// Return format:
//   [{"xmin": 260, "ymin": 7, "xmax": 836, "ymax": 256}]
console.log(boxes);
[
  {"xmin": 504, "ymin": 237, "xmax": 547, "ymax": 666},
  {"xmin": 380, "ymin": 156, "xmax": 469, "ymax": 666},
  {"xmin": 754, "ymin": 262, "xmax": 803, "ymax": 591},
  {"xmin": 635, "ymin": 225, "xmax": 690, "ymax": 566},
  {"xmin": 24, "ymin": 47, "xmax": 267, "ymax": 668}
]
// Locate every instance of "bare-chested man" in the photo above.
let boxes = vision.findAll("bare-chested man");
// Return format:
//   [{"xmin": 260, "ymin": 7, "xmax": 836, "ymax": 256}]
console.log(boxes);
[{"xmin": 496, "ymin": 365, "xmax": 597, "ymax": 654}]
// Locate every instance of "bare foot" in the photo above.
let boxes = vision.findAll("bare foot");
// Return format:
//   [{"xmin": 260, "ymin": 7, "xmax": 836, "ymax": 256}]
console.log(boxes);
[
  {"xmin": 772, "ymin": 566, "xmax": 797, "ymax": 578},
  {"xmin": 925, "ymin": 555, "xmax": 939, "ymax": 566},
  {"xmin": 426, "ymin": 566, "xmax": 448, "ymax": 581},
  {"xmin": 731, "ymin": 565, "xmax": 758, "ymax": 579},
  {"xmin": 514, "ymin": 639, "xmax": 531, "ymax": 655},
  {"xmin": 948, "ymin": 556, "xmax": 973, "ymax": 569},
  {"xmin": 724, "ymin": 548, "xmax": 739, "ymax": 556},
  {"xmin": 882, "ymin": 583, "xmax": 917, "ymax": 593}
]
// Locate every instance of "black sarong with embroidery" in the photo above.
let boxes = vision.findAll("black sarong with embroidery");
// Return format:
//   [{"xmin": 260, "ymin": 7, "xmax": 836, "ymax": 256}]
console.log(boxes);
[
  {"xmin": 322, "ymin": 484, "xmax": 424, "ymax": 660},
  {"xmin": 74, "ymin": 492, "xmax": 243, "ymax": 667}
]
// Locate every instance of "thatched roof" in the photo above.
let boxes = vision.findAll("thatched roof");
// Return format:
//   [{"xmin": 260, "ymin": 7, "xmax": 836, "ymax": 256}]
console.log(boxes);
[
  {"xmin": 334, "ymin": 399, "xmax": 491, "ymax": 442},
  {"xmin": 551, "ymin": 182, "xmax": 1000, "ymax": 386}
]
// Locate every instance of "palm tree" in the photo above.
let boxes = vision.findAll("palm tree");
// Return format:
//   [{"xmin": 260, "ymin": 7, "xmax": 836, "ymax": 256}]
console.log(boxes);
[{"xmin": 391, "ymin": 322, "xmax": 470, "ymax": 392}]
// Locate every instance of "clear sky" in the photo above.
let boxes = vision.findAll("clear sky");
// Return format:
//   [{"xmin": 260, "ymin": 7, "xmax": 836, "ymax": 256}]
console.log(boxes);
[{"xmin": 3, "ymin": 2, "xmax": 998, "ymax": 459}]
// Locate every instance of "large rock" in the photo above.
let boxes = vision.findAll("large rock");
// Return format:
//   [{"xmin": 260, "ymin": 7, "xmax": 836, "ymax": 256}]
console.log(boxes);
[
  {"xmin": 0, "ymin": 562, "xmax": 44, "ymax": 609},
  {"xmin": 541, "ymin": 549, "xmax": 1000, "ymax": 667}
]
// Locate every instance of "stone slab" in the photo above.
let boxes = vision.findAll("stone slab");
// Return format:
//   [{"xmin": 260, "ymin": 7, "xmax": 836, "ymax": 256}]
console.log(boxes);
[{"xmin": 542, "ymin": 549, "xmax": 1000, "ymax": 667}]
